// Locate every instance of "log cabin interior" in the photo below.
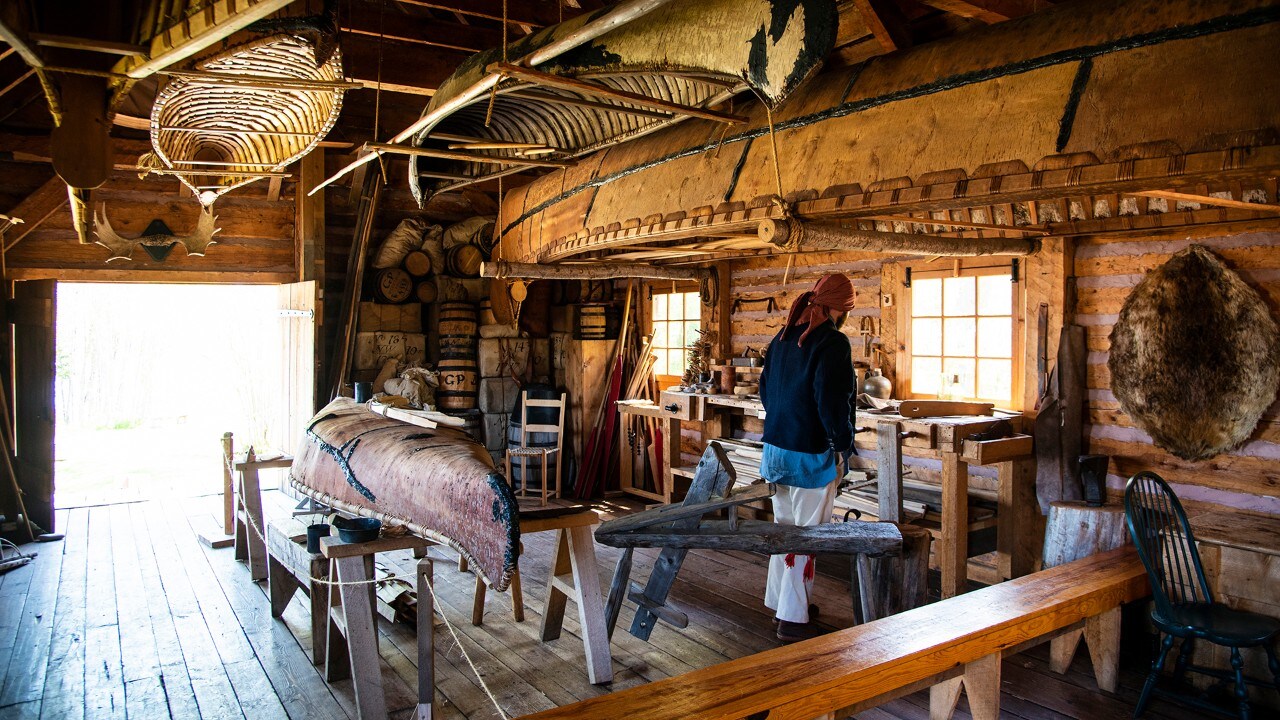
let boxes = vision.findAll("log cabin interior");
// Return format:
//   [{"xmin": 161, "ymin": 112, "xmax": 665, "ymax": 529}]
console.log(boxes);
[{"xmin": 0, "ymin": 0, "xmax": 1277, "ymax": 719}]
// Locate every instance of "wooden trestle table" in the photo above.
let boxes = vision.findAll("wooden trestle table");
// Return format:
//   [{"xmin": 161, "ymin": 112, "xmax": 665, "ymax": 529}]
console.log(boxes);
[{"xmin": 626, "ymin": 393, "xmax": 1036, "ymax": 599}]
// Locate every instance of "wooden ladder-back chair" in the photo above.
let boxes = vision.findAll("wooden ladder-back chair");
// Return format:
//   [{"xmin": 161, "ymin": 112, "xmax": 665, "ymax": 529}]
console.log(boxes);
[
  {"xmin": 504, "ymin": 391, "xmax": 567, "ymax": 506},
  {"xmin": 1123, "ymin": 471, "xmax": 1280, "ymax": 720}
]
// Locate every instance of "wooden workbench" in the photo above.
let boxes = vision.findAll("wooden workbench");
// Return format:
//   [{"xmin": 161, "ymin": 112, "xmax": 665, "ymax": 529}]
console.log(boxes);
[{"xmin": 621, "ymin": 392, "xmax": 1037, "ymax": 598}]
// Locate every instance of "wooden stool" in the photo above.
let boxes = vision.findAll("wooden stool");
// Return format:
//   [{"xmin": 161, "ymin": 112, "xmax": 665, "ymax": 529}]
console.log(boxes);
[
  {"xmin": 265, "ymin": 519, "xmax": 337, "ymax": 669},
  {"xmin": 320, "ymin": 533, "xmax": 435, "ymax": 720},
  {"xmin": 232, "ymin": 450, "xmax": 293, "ymax": 581},
  {"xmin": 471, "ymin": 503, "xmax": 613, "ymax": 684}
]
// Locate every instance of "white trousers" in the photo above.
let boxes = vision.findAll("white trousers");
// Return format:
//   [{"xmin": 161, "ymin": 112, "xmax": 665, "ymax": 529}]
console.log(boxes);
[{"xmin": 764, "ymin": 481, "xmax": 838, "ymax": 623}]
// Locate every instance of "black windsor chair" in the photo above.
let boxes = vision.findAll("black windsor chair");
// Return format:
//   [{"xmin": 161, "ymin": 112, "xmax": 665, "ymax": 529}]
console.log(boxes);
[{"xmin": 1123, "ymin": 471, "xmax": 1280, "ymax": 719}]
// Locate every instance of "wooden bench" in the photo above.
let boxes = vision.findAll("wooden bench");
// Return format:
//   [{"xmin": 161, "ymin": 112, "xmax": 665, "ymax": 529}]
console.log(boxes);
[{"xmin": 518, "ymin": 547, "xmax": 1148, "ymax": 720}]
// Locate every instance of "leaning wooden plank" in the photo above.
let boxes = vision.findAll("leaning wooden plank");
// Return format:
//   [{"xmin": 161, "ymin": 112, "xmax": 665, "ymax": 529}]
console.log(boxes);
[
  {"xmin": 518, "ymin": 547, "xmax": 1148, "ymax": 720},
  {"xmin": 594, "ymin": 482, "xmax": 774, "ymax": 536}
]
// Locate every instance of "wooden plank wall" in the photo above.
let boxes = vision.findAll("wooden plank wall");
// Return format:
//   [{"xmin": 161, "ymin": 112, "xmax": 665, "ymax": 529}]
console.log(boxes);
[
  {"xmin": 5, "ymin": 170, "xmax": 298, "ymax": 283},
  {"xmin": 1074, "ymin": 229, "xmax": 1280, "ymax": 515}
]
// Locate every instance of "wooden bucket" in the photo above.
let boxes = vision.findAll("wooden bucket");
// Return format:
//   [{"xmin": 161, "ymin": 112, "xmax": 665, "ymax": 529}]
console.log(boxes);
[
  {"xmin": 414, "ymin": 280, "xmax": 438, "ymax": 303},
  {"xmin": 446, "ymin": 245, "xmax": 483, "ymax": 277},
  {"xmin": 372, "ymin": 268, "xmax": 413, "ymax": 304},
  {"xmin": 403, "ymin": 250, "xmax": 432, "ymax": 277},
  {"xmin": 574, "ymin": 303, "xmax": 615, "ymax": 340}
]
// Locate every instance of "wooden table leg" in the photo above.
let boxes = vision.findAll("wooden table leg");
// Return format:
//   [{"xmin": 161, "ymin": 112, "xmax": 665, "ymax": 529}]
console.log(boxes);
[
  {"xmin": 540, "ymin": 529, "xmax": 572, "ymax": 642},
  {"xmin": 334, "ymin": 555, "xmax": 387, "ymax": 720},
  {"xmin": 940, "ymin": 452, "xmax": 969, "ymax": 599},
  {"xmin": 417, "ymin": 557, "xmax": 434, "ymax": 720},
  {"xmin": 1084, "ymin": 606, "xmax": 1121, "ymax": 692},
  {"xmin": 566, "ymin": 524, "xmax": 613, "ymax": 684},
  {"xmin": 876, "ymin": 422, "xmax": 903, "ymax": 523},
  {"xmin": 962, "ymin": 653, "xmax": 1001, "ymax": 720}
]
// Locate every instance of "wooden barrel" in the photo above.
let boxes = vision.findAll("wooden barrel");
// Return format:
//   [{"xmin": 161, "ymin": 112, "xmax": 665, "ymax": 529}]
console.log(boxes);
[
  {"xmin": 574, "ymin": 303, "xmax": 614, "ymax": 340},
  {"xmin": 438, "ymin": 302, "xmax": 477, "ymax": 337},
  {"xmin": 372, "ymin": 268, "xmax": 412, "ymax": 304},
  {"xmin": 446, "ymin": 245, "xmax": 483, "ymax": 277},
  {"xmin": 437, "ymin": 353, "xmax": 478, "ymax": 410},
  {"xmin": 403, "ymin": 250, "xmax": 432, "ymax": 277},
  {"xmin": 478, "ymin": 299, "xmax": 497, "ymax": 326},
  {"xmin": 444, "ymin": 409, "xmax": 483, "ymax": 443},
  {"xmin": 414, "ymin": 280, "xmax": 438, "ymax": 303}
]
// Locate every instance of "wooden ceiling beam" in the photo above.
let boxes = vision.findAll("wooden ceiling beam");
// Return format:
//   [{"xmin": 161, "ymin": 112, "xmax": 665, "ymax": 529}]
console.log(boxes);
[
  {"xmin": 759, "ymin": 218, "xmax": 1037, "ymax": 256},
  {"xmin": 1131, "ymin": 190, "xmax": 1280, "ymax": 214},
  {"xmin": 393, "ymin": 0, "xmax": 568, "ymax": 28},
  {"xmin": 918, "ymin": 0, "xmax": 1041, "ymax": 24},
  {"xmin": 340, "ymin": 3, "xmax": 504, "ymax": 54},
  {"xmin": 0, "ymin": 11, "xmax": 43, "ymax": 68},
  {"xmin": 29, "ymin": 33, "xmax": 147, "ymax": 57},
  {"xmin": 2, "ymin": 175, "xmax": 66, "ymax": 251},
  {"xmin": 852, "ymin": 0, "xmax": 913, "ymax": 52},
  {"xmin": 116, "ymin": 0, "xmax": 295, "ymax": 79},
  {"xmin": 341, "ymin": 34, "xmax": 470, "ymax": 97},
  {"xmin": 481, "ymin": 259, "xmax": 708, "ymax": 281}
]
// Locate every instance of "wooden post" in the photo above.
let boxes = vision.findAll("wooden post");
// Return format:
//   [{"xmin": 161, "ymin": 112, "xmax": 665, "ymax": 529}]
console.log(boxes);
[
  {"xmin": 940, "ymin": 452, "xmax": 969, "ymax": 598},
  {"xmin": 417, "ymin": 556, "xmax": 435, "ymax": 720},
  {"xmin": 221, "ymin": 432, "xmax": 235, "ymax": 535},
  {"xmin": 876, "ymin": 422, "xmax": 903, "ymax": 522},
  {"xmin": 996, "ymin": 458, "xmax": 1038, "ymax": 579},
  {"xmin": 296, "ymin": 149, "xmax": 325, "ymax": 284}
]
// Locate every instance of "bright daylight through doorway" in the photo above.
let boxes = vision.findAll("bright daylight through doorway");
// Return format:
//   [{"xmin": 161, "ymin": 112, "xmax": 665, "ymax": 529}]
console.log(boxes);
[{"xmin": 54, "ymin": 284, "xmax": 289, "ymax": 508}]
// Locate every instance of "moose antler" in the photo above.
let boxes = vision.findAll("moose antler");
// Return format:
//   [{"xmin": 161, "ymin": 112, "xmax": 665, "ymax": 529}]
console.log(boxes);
[
  {"xmin": 93, "ymin": 205, "xmax": 135, "ymax": 262},
  {"xmin": 176, "ymin": 205, "xmax": 220, "ymax": 256}
]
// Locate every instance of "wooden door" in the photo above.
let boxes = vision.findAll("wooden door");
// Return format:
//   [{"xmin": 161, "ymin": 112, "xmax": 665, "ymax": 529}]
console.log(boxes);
[
  {"xmin": 277, "ymin": 280, "xmax": 318, "ymax": 457},
  {"xmin": 10, "ymin": 280, "xmax": 56, "ymax": 533}
]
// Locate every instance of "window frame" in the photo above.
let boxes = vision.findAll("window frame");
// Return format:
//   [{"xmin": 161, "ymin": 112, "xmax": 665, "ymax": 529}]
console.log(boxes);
[
  {"xmin": 644, "ymin": 281, "xmax": 702, "ymax": 387},
  {"xmin": 898, "ymin": 259, "xmax": 1025, "ymax": 410}
]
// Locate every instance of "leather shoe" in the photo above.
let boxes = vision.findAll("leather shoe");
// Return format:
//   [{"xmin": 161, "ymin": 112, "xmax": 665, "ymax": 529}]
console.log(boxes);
[{"xmin": 776, "ymin": 620, "xmax": 825, "ymax": 643}]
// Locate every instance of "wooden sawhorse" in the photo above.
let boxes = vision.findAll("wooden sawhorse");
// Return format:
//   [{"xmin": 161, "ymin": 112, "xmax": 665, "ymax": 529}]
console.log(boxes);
[
  {"xmin": 231, "ymin": 447, "xmax": 293, "ymax": 581},
  {"xmin": 471, "ymin": 502, "xmax": 613, "ymax": 685},
  {"xmin": 320, "ymin": 533, "xmax": 436, "ymax": 720},
  {"xmin": 266, "ymin": 519, "xmax": 337, "ymax": 669}
]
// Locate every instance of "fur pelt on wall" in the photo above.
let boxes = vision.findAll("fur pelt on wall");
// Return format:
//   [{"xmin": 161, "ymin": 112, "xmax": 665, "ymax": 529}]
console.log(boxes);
[{"xmin": 1108, "ymin": 244, "xmax": 1280, "ymax": 461}]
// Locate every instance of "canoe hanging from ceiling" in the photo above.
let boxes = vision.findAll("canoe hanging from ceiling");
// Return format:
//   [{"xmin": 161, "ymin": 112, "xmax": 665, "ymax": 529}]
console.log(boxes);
[
  {"xmin": 488, "ymin": 0, "xmax": 1280, "ymax": 265},
  {"xmin": 408, "ymin": 0, "xmax": 837, "ymax": 203},
  {"xmin": 149, "ymin": 32, "xmax": 348, "ymax": 205}
]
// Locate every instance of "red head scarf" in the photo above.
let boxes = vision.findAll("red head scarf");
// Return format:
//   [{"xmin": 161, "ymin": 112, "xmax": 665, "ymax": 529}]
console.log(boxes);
[{"xmin": 780, "ymin": 273, "xmax": 856, "ymax": 347}]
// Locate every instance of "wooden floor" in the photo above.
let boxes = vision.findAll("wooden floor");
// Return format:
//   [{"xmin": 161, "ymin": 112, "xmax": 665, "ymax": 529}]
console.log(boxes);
[{"xmin": 0, "ymin": 491, "xmax": 1212, "ymax": 720}]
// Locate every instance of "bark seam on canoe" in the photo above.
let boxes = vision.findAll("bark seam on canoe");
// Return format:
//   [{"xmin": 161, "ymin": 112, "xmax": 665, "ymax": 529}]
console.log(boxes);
[
  {"xmin": 500, "ymin": 5, "xmax": 1280, "ymax": 239},
  {"xmin": 306, "ymin": 428, "xmax": 379, "ymax": 502}
]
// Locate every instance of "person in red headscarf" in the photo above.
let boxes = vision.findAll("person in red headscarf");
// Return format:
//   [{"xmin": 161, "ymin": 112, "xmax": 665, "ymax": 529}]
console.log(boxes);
[{"xmin": 758, "ymin": 273, "xmax": 857, "ymax": 642}]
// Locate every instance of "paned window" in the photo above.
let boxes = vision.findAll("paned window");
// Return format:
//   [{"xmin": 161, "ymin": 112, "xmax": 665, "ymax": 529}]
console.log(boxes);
[
  {"xmin": 651, "ymin": 291, "xmax": 701, "ymax": 378},
  {"xmin": 907, "ymin": 270, "xmax": 1016, "ymax": 404}
]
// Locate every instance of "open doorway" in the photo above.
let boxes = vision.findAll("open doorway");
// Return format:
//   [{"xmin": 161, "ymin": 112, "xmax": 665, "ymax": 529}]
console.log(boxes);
[{"xmin": 54, "ymin": 283, "xmax": 293, "ymax": 508}]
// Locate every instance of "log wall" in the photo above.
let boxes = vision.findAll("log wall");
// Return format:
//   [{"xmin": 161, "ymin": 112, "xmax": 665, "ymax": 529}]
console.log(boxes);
[
  {"xmin": 1074, "ymin": 229, "xmax": 1280, "ymax": 515},
  {"xmin": 678, "ymin": 227, "xmax": 1280, "ymax": 517}
]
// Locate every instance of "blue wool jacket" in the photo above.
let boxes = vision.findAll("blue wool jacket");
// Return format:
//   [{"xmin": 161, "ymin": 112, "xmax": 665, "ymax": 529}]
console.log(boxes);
[{"xmin": 759, "ymin": 319, "xmax": 856, "ymax": 455}]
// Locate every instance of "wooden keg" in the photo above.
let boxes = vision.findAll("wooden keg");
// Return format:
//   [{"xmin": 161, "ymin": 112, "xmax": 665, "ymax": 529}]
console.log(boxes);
[
  {"xmin": 446, "ymin": 244, "xmax": 483, "ymax": 277},
  {"xmin": 436, "ymin": 359, "xmax": 478, "ymax": 410},
  {"xmin": 438, "ymin": 302, "xmax": 477, "ymax": 337},
  {"xmin": 403, "ymin": 250, "xmax": 432, "ymax": 277},
  {"xmin": 414, "ymin": 280, "xmax": 438, "ymax": 303},
  {"xmin": 373, "ymin": 268, "xmax": 412, "ymax": 304},
  {"xmin": 478, "ymin": 299, "xmax": 497, "ymax": 326},
  {"xmin": 574, "ymin": 303, "xmax": 615, "ymax": 340}
]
